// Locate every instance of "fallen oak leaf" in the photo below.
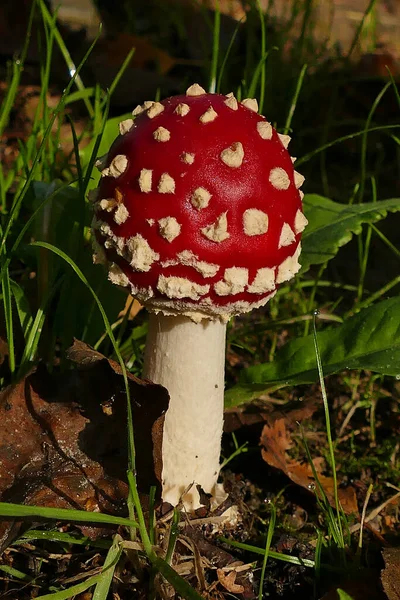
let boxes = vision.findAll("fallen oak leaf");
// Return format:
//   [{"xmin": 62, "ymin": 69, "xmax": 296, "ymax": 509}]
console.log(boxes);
[
  {"xmin": 217, "ymin": 568, "xmax": 245, "ymax": 594},
  {"xmin": 260, "ymin": 418, "xmax": 358, "ymax": 515},
  {"xmin": 224, "ymin": 397, "xmax": 318, "ymax": 433},
  {"xmin": 0, "ymin": 341, "xmax": 169, "ymax": 548},
  {"xmin": 94, "ymin": 33, "xmax": 177, "ymax": 75},
  {"xmin": 180, "ymin": 526, "xmax": 256, "ymax": 598}
]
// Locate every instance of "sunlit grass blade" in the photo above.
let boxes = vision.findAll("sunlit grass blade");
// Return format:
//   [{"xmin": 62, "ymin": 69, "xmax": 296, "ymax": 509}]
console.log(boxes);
[
  {"xmin": 357, "ymin": 177, "xmax": 376, "ymax": 301},
  {"xmin": 38, "ymin": 0, "xmax": 95, "ymax": 118},
  {"xmin": 165, "ymin": 509, "xmax": 180, "ymax": 565},
  {"xmin": 10, "ymin": 279, "xmax": 34, "ymax": 343},
  {"xmin": 218, "ymin": 537, "xmax": 315, "ymax": 567},
  {"xmin": 0, "ymin": 62, "xmax": 23, "ymax": 141},
  {"xmin": 314, "ymin": 529, "xmax": 323, "ymax": 581},
  {"xmin": 30, "ymin": 241, "xmax": 135, "ymax": 469},
  {"xmin": 258, "ymin": 503, "xmax": 276, "ymax": 600},
  {"xmin": 216, "ymin": 18, "xmax": 242, "ymax": 93},
  {"xmin": 65, "ymin": 87, "xmax": 96, "ymax": 105},
  {"xmin": 0, "ymin": 502, "xmax": 138, "ymax": 528},
  {"xmin": 83, "ymin": 95, "xmax": 110, "ymax": 193},
  {"xmin": 66, "ymin": 115, "xmax": 84, "ymax": 197},
  {"xmin": 209, "ymin": 0, "xmax": 220, "ymax": 93},
  {"xmin": 0, "ymin": 32, "xmax": 101, "ymax": 254},
  {"xmin": 102, "ymin": 48, "xmax": 136, "ymax": 108},
  {"xmin": 387, "ymin": 67, "xmax": 400, "ymax": 108},
  {"xmin": 148, "ymin": 486, "xmax": 157, "ymax": 545},
  {"xmin": 247, "ymin": 49, "xmax": 276, "ymax": 100},
  {"xmin": 1, "ymin": 261, "xmax": 15, "ymax": 373},
  {"xmin": 92, "ymin": 534, "xmax": 123, "ymax": 600},
  {"xmin": 36, "ymin": 574, "xmax": 102, "ymax": 600},
  {"xmin": 0, "ymin": 0, "xmax": 35, "ymax": 138},
  {"xmin": 0, "ymin": 181, "xmax": 78, "ymax": 287},
  {"xmin": 17, "ymin": 529, "xmax": 112, "ymax": 549},
  {"xmin": 347, "ymin": 0, "xmax": 378, "ymax": 59},
  {"xmin": 0, "ymin": 564, "xmax": 31, "ymax": 581},
  {"xmin": 358, "ymin": 81, "xmax": 391, "ymax": 202},
  {"xmin": 29, "ymin": 242, "xmax": 155, "ymax": 576},
  {"xmin": 301, "ymin": 427, "xmax": 343, "ymax": 547},
  {"xmin": 283, "ymin": 63, "xmax": 308, "ymax": 134},
  {"xmin": 18, "ymin": 277, "xmax": 62, "ymax": 378},
  {"xmin": 312, "ymin": 311, "xmax": 345, "ymax": 548},
  {"xmin": 296, "ymin": 123, "xmax": 400, "ymax": 167},
  {"xmin": 256, "ymin": 0, "xmax": 266, "ymax": 114},
  {"xmin": 337, "ymin": 590, "xmax": 355, "ymax": 600}
]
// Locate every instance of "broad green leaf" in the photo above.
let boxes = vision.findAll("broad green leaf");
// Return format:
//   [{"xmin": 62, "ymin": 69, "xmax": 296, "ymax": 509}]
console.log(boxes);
[
  {"xmin": 301, "ymin": 194, "xmax": 400, "ymax": 272},
  {"xmin": 225, "ymin": 297, "xmax": 400, "ymax": 407}
]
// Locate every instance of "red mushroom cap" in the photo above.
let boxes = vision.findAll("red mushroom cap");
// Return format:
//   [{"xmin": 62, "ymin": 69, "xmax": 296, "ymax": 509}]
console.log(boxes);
[{"xmin": 91, "ymin": 84, "xmax": 307, "ymax": 321}]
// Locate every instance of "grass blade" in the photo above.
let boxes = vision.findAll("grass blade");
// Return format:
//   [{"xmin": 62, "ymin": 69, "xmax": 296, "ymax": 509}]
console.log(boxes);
[
  {"xmin": 209, "ymin": 0, "xmax": 220, "ymax": 93},
  {"xmin": 35, "ymin": 575, "xmax": 101, "ymax": 600},
  {"xmin": 103, "ymin": 48, "xmax": 136, "ymax": 107},
  {"xmin": 92, "ymin": 534, "xmax": 123, "ymax": 600},
  {"xmin": 0, "ymin": 0, "xmax": 35, "ymax": 137},
  {"xmin": 0, "ymin": 29, "xmax": 101, "ymax": 255},
  {"xmin": 218, "ymin": 537, "xmax": 315, "ymax": 567},
  {"xmin": 312, "ymin": 311, "xmax": 344, "ymax": 548},
  {"xmin": 358, "ymin": 81, "xmax": 391, "ymax": 202},
  {"xmin": 256, "ymin": 0, "xmax": 266, "ymax": 114},
  {"xmin": 0, "ymin": 502, "xmax": 138, "ymax": 528},
  {"xmin": 258, "ymin": 503, "xmax": 276, "ymax": 600},
  {"xmin": 216, "ymin": 18, "xmax": 242, "ymax": 93},
  {"xmin": 283, "ymin": 63, "xmax": 308, "ymax": 134},
  {"xmin": 347, "ymin": 0, "xmax": 378, "ymax": 60},
  {"xmin": 18, "ymin": 277, "xmax": 62, "ymax": 377},
  {"xmin": 296, "ymin": 124, "xmax": 400, "ymax": 167},
  {"xmin": 151, "ymin": 555, "xmax": 204, "ymax": 600},
  {"xmin": 18, "ymin": 529, "xmax": 111, "ymax": 549},
  {"xmin": 38, "ymin": 0, "xmax": 95, "ymax": 118},
  {"xmin": 10, "ymin": 279, "xmax": 33, "ymax": 343},
  {"xmin": 1, "ymin": 261, "xmax": 15, "ymax": 373},
  {"xmin": 0, "ymin": 565, "xmax": 31, "ymax": 581}
]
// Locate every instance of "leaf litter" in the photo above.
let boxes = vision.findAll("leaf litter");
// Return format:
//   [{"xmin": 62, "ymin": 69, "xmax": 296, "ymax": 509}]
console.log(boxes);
[
  {"xmin": 260, "ymin": 415, "xmax": 358, "ymax": 516},
  {"xmin": 0, "ymin": 339, "xmax": 168, "ymax": 549}
]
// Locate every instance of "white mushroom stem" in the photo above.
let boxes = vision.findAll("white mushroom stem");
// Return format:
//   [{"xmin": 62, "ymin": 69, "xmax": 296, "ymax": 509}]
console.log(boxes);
[{"xmin": 143, "ymin": 313, "xmax": 227, "ymax": 511}]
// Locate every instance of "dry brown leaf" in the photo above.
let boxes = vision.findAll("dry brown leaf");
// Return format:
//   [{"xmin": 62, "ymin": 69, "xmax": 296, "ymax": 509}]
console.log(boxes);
[
  {"xmin": 118, "ymin": 295, "xmax": 143, "ymax": 320},
  {"xmin": 217, "ymin": 568, "xmax": 245, "ymax": 594},
  {"xmin": 0, "ymin": 340, "xmax": 169, "ymax": 549},
  {"xmin": 182, "ymin": 0, "xmax": 269, "ymax": 21},
  {"xmin": 0, "ymin": 337, "xmax": 8, "ymax": 366},
  {"xmin": 224, "ymin": 397, "xmax": 318, "ymax": 433},
  {"xmin": 180, "ymin": 526, "xmax": 256, "ymax": 598},
  {"xmin": 260, "ymin": 418, "xmax": 358, "ymax": 515},
  {"xmin": 381, "ymin": 547, "xmax": 400, "ymax": 600},
  {"xmin": 96, "ymin": 33, "xmax": 177, "ymax": 74}
]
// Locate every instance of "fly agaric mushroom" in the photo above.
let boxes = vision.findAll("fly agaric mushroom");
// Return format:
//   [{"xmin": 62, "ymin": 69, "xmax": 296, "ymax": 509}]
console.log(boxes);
[{"xmin": 91, "ymin": 84, "xmax": 307, "ymax": 510}]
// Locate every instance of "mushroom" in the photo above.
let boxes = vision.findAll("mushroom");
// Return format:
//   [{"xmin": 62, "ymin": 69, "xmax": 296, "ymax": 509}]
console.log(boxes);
[{"xmin": 91, "ymin": 85, "xmax": 307, "ymax": 510}]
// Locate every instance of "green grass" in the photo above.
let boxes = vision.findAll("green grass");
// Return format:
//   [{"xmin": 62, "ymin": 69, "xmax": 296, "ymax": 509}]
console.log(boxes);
[{"xmin": 0, "ymin": 0, "xmax": 399, "ymax": 597}]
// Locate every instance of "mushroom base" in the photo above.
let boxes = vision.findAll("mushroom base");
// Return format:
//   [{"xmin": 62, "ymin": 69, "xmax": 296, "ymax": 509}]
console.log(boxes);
[{"xmin": 143, "ymin": 313, "xmax": 227, "ymax": 510}]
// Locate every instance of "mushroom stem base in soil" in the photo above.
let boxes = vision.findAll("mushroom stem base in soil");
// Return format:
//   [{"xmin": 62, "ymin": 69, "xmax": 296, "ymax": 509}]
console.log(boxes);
[{"xmin": 143, "ymin": 313, "xmax": 226, "ymax": 511}]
